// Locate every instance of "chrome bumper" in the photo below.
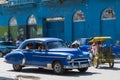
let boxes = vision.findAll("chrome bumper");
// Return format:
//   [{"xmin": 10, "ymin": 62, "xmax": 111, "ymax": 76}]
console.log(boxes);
[{"xmin": 64, "ymin": 59, "xmax": 92, "ymax": 69}]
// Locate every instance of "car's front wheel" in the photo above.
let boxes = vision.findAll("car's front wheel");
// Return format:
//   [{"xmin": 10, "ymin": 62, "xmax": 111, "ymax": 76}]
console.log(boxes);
[
  {"xmin": 53, "ymin": 61, "xmax": 64, "ymax": 74},
  {"xmin": 78, "ymin": 67, "xmax": 88, "ymax": 72},
  {"xmin": 13, "ymin": 64, "xmax": 22, "ymax": 71}
]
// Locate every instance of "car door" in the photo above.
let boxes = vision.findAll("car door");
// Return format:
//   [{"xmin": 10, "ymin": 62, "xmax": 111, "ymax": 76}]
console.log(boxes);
[
  {"xmin": 22, "ymin": 42, "xmax": 34, "ymax": 65},
  {"xmin": 32, "ymin": 42, "xmax": 46, "ymax": 66}
]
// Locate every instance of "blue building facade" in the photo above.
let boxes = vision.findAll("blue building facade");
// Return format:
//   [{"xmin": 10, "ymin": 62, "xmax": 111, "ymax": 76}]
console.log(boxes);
[{"xmin": 0, "ymin": 0, "xmax": 120, "ymax": 44}]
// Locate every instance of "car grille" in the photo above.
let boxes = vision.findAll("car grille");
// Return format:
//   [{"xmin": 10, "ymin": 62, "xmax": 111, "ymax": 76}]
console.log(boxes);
[{"xmin": 74, "ymin": 58, "xmax": 88, "ymax": 62}]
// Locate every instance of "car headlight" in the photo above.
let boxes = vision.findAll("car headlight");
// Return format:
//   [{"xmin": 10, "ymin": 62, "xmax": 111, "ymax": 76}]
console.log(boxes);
[{"xmin": 67, "ymin": 55, "xmax": 71, "ymax": 60}]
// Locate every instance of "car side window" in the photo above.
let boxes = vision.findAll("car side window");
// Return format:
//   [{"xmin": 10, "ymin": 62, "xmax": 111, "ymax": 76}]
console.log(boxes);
[
  {"xmin": 35, "ymin": 42, "xmax": 45, "ymax": 51},
  {"xmin": 23, "ymin": 43, "xmax": 33, "ymax": 50}
]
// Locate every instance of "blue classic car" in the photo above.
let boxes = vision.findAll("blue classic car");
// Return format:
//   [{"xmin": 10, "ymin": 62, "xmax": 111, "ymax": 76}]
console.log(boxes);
[
  {"xmin": 71, "ymin": 38, "xmax": 92, "ymax": 52},
  {"xmin": 0, "ymin": 41, "xmax": 17, "ymax": 57},
  {"xmin": 4, "ymin": 38, "xmax": 91, "ymax": 74}
]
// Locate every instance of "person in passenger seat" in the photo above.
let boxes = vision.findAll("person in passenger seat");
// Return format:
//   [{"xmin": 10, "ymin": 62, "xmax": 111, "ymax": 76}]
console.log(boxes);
[
  {"xmin": 37, "ymin": 44, "xmax": 42, "ymax": 50},
  {"xmin": 26, "ymin": 43, "xmax": 32, "ymax": 50}
]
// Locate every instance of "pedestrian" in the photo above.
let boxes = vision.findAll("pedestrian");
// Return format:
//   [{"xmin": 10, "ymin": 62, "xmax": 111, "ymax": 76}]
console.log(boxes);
[{"xmin": 16, "ymin": 38, "xmax": 22, "ymax": 47}]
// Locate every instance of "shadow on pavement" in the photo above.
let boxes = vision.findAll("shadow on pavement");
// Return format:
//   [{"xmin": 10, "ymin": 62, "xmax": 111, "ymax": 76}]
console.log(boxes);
[{"xmin": 8, "ymin": 67, "xmax": 101, "ymax": 77}]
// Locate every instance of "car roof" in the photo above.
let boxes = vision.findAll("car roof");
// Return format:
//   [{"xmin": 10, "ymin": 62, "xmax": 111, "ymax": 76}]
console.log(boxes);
[{"xmin": 25, "ymin": 38, "xmax": 63, "ymax": 42}]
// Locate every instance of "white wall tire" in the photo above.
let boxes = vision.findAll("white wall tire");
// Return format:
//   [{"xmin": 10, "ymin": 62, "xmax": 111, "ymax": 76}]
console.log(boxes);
[
  {"xmin": 13, "ymin": 64, "xmax": 22, "ymax": 71},
  {"xmin": 53, "ymin": 62, "xmax": 64, "ymax": 74}
]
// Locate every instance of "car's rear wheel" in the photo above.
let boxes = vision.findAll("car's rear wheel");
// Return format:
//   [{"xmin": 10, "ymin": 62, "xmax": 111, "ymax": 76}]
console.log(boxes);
[
  {"xmin": 53, "ymin": 61, "xmax": 64, "ymax": 74},
  {"xmin": 78, "ymin": 67, "xmax": 88, "ymax": 72},
  {"xmin": 13, "ymin": 64, "xmax": 22, "ymax": 71}
]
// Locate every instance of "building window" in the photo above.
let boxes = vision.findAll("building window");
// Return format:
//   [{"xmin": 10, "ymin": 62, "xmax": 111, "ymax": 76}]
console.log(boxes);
[
  {"xmin": 9, "ymin": 17, "xmax": 18, "ymax": 41},
  {"xmin": 101, "ymin": 8, "xmax": 116, "ymax": 20},
  {"xmin": 28, "ymin": 14, "xmax": 38, "ymax": 38},
  {"xmin": 28, "ymin": 14, "xmax": 37, "ymax": 25},
  {"xmin": 0, "ymin": 0, "xmax": 8, "ymax": 4},
  {"xmin": 73, "ymin": 10, "xmax": 85, "ymax": 22},
  {"xmin": 9, "ymin": 17, "xmax": 17, "ymax": 26}
]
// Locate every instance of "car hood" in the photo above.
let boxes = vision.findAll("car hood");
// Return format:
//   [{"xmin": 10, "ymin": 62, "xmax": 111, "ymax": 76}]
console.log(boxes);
[
  {"xmin": 48, "ymin": 48, "xmax": 84, "ymax": 58},
  {"xmin": 79, "ymin": 45, "xmax": 90, "ymax": 52}
]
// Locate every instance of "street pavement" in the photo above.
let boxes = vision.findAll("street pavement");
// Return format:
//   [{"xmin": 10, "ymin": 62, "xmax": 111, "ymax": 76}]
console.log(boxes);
[{"xmin": 0, "ymin": 58, "xmax": 120, "ymax": 80}]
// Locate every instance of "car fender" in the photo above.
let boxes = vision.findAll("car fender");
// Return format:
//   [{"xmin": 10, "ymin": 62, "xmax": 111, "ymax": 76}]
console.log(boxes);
[
  {"xmin": 5, "ymin": 51, "xmax": 25, "ymax": 65},
  {"xmin": 47, "ymin": 51, "xmax": 74, "ymax": 65}
]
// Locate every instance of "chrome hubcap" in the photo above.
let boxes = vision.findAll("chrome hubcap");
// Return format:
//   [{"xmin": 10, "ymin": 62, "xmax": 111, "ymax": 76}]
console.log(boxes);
[{"xmin": 54, "ymin": 63, "xmax": 61, "ymax": 73}]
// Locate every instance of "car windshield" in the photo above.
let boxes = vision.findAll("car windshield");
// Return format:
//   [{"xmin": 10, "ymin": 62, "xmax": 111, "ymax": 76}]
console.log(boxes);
[
  {"xmin": 47, "ymin": 41, "xmax": 68, "ymax": 49},
  {"xmin": 0, "ymin": 42, "xmax": 15, "ymax": 46},
  {"xmin": 79, "ymin": 38, "xmax": 92, "ymax": 45},
  {"xmin": 85, "ymin": 38, "xmax": 93, "ymax": 45}
]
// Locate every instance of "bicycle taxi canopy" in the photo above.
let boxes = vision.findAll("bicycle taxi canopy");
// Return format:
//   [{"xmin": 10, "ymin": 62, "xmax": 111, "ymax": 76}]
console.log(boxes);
[{"xmin": 89, "ymin": 36, "xmax": 111, "ymax": 43}]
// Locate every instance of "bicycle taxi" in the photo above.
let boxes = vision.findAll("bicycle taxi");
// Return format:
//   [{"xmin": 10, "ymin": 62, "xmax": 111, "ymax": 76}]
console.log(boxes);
[{"xmin": 89, "ymin": 36, "xmax": 114, "ymax": 68}]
